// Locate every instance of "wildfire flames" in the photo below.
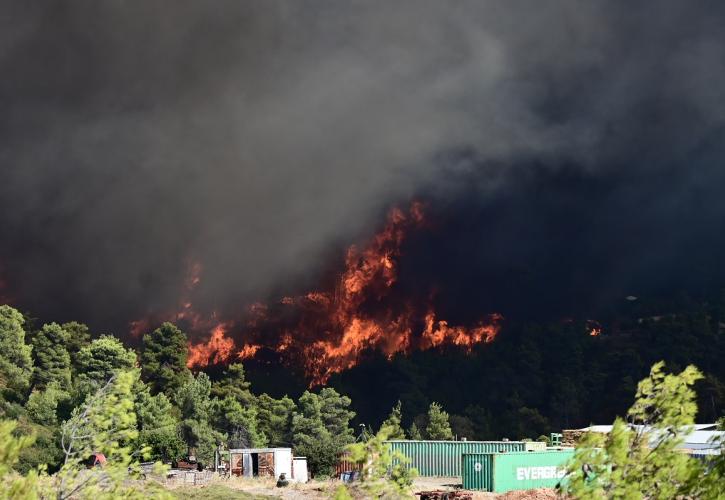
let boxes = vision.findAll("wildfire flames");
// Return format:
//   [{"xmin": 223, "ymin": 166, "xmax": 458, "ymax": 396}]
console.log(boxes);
[
  {"xmin": 134, "ymin": 203, "xmax": 501, "ymax": 385},
  {"xmin": 587, "ymin": 319, "xmax": 602, "ymax": 337}
]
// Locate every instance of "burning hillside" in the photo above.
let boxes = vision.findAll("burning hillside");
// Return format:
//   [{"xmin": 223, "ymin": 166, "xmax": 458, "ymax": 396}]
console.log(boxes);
[{"xmin": 133, "ymin": 203, "xmax": 501, "ymax": 385}]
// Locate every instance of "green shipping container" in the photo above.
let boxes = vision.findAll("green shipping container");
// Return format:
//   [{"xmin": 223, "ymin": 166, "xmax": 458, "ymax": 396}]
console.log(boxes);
[
  {"xmin": 386, "ymin": 440, "xmax": 526, "ymax": 477},
  {"xmin": 462, "ymin": 450, "xmax": 574, "ymax": 492}
]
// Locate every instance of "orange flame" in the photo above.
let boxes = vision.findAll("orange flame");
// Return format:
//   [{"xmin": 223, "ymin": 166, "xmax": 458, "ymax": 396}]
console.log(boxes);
[
  {"xmin": 143, "ymin": 202, "xmax": 501, "ymax": 385},
  {"xmin": 586, "ymin": 319, "xmax": 602, "ymax": 337},
  {"xmin": 187, "ymin": 323, "xmax": 235, "ymax": 367}
]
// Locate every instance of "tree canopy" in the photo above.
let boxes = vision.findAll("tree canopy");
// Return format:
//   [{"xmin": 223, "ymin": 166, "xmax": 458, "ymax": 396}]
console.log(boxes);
[
  {"xmin": 140, "ymin": 322, "xmax": 189, "ymax": 397},
  {"xmin": 0, "ymin": 305, "xmax": 33, "ymax": 403},
  {"xmin": 31, "ymin": 323, "xmax": 72, "ymax": 391},
  {"xmin": 426, "ymin": 402, "xmax": 453, "ymax": 440}
]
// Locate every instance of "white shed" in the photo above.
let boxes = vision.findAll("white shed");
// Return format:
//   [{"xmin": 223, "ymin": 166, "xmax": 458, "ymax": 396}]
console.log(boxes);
[
  {"xmin": 292, "ymin": 456, "xmax": 309, "ymax": 483},
  {"xmin": 227, "ymin": 447, "xmax": 293, "ymax": 478}
]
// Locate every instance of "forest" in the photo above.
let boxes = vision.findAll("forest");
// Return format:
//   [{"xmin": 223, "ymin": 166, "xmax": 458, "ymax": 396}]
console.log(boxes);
[
  {"xmin": 1, "ymin": 288, "xmax": 723, "ymax": 481},
  {"xmin": 0, "ymin": 303, "xmax": 467, "ymax": 481}
]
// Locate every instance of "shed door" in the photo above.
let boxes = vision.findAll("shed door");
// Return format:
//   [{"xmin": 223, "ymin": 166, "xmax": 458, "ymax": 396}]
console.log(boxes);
[
  {"xmin": 258, "ymin": 452, "xmax": 275, "ymax": 477},
  {"xmin": 231, "ymin": 453, "xmax": 244, "ymax": 476},
  {"xmin": 243, "ymin": 453, "xmax": 253, "ymax": 477}
]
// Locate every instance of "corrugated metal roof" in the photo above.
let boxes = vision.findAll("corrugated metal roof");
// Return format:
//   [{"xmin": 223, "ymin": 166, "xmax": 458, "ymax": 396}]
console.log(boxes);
[{"xmin": 574, "ymin": 425, "xmax": 722, "ymax": 450}]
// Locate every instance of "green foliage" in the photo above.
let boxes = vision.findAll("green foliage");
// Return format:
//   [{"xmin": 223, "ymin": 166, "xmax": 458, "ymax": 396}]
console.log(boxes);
[
  {"xmin": 0, "ymin": 305, "xmax": 34, "ymax": 403},
  {"xmin": 425, "ymin": 402, "xmax": 453, "ymax": 440},
  {"xmin": 0, "ymin": 419, "xmax": 39, "ymax": 499},
  {"xmin": 141, "ymin": 323, "xmax": 190, "ymax": 397},
  {"xmin": 31, "ymin": 323, "xmax": 72, "ymax": 391},
  {"xmin": 50, "ymin": 369, "xmax": 172, "ymax": 499},
  {"xmin": 331, "ymin": 484, "xmax": 354, "ymax": 500},
  {"xmin": 319, "ymin": 388, "xmax": 355, "ymax": 442},
  {"xmin": 537, "ymin": 434, "xmax": 551, "ymax": 445},
  {"xmin": 407, "ymin": 422, "xmax": 422, "ymax": 440},
  {"xmin": 75, "ymin": 335, "xmax": 137, "ymax": 398},
  {"xmin": 292, "ymin": 388, "xmax": 355, "ymax": 476},
  {"xmin": 564, "ymin": 361, "xmax": 706, "ymax": 499},
  {"xmin": 134, "ymin": 381, "xmax": 186, "ymax": 461},
  {"xmin": 211, "ymin": 363, "xmax": 255, "ymax": 407},
  {"xmin": 25, "ymin": 382, "xmax": 69, "ymax": 427},
  {"xmin": 346, "ymin": 425, "xmax": 417, "ymax": 499},
  {"xmin": 15, "ymin": 420, "xmax": 64, "ymax": 475},
  {"xmin": 60, "ymin": 321, "xmax": 92, "ymax": 371},
  {"xmin": 380, "ymin": 400, "xmax": 405, "ymax": 439},
  {"xmin": 176, "ymin": 372, "xmax": 223, "ymax": 466},
  {"xmin": 256, "ymin": 393, "xmax": 295, "ymax": 447},
  {"xmin": 212, "ymin": 396, "xmax": 264, "ymax": 448}
]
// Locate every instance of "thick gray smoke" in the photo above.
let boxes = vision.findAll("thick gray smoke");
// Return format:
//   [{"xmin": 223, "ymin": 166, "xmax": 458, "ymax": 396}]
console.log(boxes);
[{"xmin": 2, "ymin": 1, "xmax": 725, "ymax": 331}]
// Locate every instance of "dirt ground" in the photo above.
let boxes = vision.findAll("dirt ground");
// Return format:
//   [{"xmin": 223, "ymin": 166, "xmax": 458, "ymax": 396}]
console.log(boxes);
[{"xmin": 171, "ymin": 475, "xmax": 561, "ymax": 499}]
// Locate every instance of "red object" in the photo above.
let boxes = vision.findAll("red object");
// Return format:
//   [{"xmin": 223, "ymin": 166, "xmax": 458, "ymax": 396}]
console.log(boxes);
[{"xmin": 86, "ymin": 452, "xmax": 107, "ymax": 468}]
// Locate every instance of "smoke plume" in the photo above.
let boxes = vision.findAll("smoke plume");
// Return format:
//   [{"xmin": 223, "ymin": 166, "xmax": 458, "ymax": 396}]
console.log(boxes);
[{"xmin": 2, "ymin": 1, "xmax": 725, "ymax": 334}]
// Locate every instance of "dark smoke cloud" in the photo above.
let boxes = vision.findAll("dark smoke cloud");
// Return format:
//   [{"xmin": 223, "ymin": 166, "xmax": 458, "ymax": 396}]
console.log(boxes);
[{"xmin": 2, "ymin": 1, "xmax": 725, "ymax": 332}]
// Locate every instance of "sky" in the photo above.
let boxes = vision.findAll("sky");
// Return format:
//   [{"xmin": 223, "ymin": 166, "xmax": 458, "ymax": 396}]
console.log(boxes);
[{"xmin": 2, "ymin": 1, "xmax": 725, "ymax": 334}]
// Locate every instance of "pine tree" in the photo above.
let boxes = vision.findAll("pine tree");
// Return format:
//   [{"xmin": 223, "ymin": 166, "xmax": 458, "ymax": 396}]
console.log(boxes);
[
  {"xmin": 380, "ymin": 400, "xmax": 406, "ymax": 439},
  {"xmin": 212, "ymin": 396, "xmax": 265, "ymax": 448},
  {"xmin": 292, "ymin": 388, "xmax": 356, "ymax": 476},
  {"xmin": 256, "ymin": 393, "xmax": 296, "ymax": 447},
  {"xmin": 140, "ymin": 322, "xmax": 190, "ymax": 397},
  {"xmin": 426, "ymin": 402, "xmax": 453, "ymax": 440},
  {"xmin": 176, "ymin": 372, "xmax": 223, "ymax": 466},
  {"xmin": 31, "ymin": 323, "xmax": 72, "ymax": 391},
  {"xmin": 211, "ymin": 363, "xmax": 255, "ymax": 407},
  {"xmin": 408, "ymin": 422, "xmax": 422, "ymax": 440},
  {"xmin": 61, "ymin": 321, "xmax": 92, "ymax": 372},
  {"xmin": 134, "ymin": 379, "xmax": 186, "ymax": 462},
  {"xmin": 75, "ymin": 335, "xmax": 137, "ymax": 398},
  {"xmin": 0, "ymin": 305, "xmax": 33, "ymax": 402}
]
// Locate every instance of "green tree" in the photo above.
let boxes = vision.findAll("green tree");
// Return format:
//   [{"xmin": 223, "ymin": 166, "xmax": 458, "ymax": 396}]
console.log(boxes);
[
  {"xmin": 75, "ymin": 335, "xmax": 137, "ymax": 398},
  {"xmin": 50, "ymin": 369, "xmax": 172, "ymax": 499},
  {"xmin": 176, "ymin": 372, "xmax": 223, "ymax": 466},
  {"xmin": 25, "ymin": 381, "xmax": 69, "ymax": 427},
  {"xmin": 16, "ymin": 421, "xmax": 64, "ymax": 475},
  {"xmin": 564, "ymin": 361, "xmax": 706, "ymax": 499},
  {"xmin": 61, "ymin": 321, "xmax": 92, "ymax": 372},
  {"xmin": 380, "ymin": 400, "xmax": 406, "ymax": 439},
  {"xmin": 0, "ymin": 419, "xmax": 39, "ymax": 498},
  {"xmin": 407, "ymin": 422, "xmax": 422, "ymax": 440},
  {"xmin": 134, "ymin": 381, "xmax": 186, "ymax": 462},
  {"xmin": 0, "ymin": 305, "xmax": 33, "ymax": 403},
  {"xmin": 140, "ymin": 322, "xmax": 189, "ymax": 397},
  {"xmin": 292, "ymin": 389, "xmax": 355, "ymax": 477},
  {"xmin": 346, "ymin": 425, "xmax": 417, "ymax": 499},
  {"xmin": 212, "ymin": 396, "xmax": 265, "ymax": 448},
  {"xmin": 426, "ymin": 402, "xmax": 453, "ymax": 440},
  {"xmin": 31, "ymin": 323, "xmax": 72, "ymax": 391},
  {"xmin": 319, "ymin": 387, "xmax": 355, "ymax": 444},
  {"xmin": 211, "ymin": 363, "xmax": 255, "ymax": 407},
  {"xmin": 256, "ymin": 393, "xmax": 295, "ymax": 446}
]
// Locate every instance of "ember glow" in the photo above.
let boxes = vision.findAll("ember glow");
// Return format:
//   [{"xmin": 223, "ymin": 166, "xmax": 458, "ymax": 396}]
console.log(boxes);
[
  {"xmin": 587, "ymin": 319, "xmax": 602, "ymax": 337},
  {"xmin": 136, "ymin": 203, "xmax": 501, "ymax": 385}
]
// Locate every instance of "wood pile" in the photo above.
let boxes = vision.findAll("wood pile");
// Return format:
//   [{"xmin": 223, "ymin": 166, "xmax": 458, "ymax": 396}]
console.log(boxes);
[
  {"xmin": 416, "ymin": 491, "xmax": 472, "ymax": 500},
  {"xmin": 561, "ymin": 429, "xmax": 587, "ymax": 447}
]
